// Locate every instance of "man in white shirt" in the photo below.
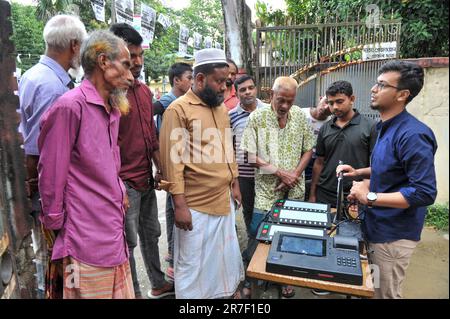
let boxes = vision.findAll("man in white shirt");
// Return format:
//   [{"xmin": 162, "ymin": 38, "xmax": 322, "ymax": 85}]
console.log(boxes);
[{"xmin": 301, "ymin": 96, "xmax": 331, "ymax": 200}]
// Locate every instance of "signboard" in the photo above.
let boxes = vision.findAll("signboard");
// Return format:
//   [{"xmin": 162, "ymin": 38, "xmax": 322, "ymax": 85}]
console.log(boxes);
[
  {"xmin": 204, "ymin": 36, "xmax": 213, "ymax": 49},
  {"xmin": 90, "ymin": 0, "xmax": 105, "ymax": 22},
  {"xmin": 193, "ymin": 32, "xmax": 202, "ymax": 54},
  {"xmin": 115, "ymin": 0, "xmax": 134, "ymax": 26},
  {"xmin": 141, "ymin": 4, "xmax": 156, "ymax": 47},
  {"xmin": 132, "ymin": 15, "xmax": 148, "ymax": 49},
  {"xmin": 179, "ymin": 25, "xmax": 189, "ymax": 55},
  {"xmin": 362, "ymin": 41, "xmax": 397, "ymax": 61},
  {"xmin": 157, "ymin": 13, "xmax": 172, "ymax": 29}
]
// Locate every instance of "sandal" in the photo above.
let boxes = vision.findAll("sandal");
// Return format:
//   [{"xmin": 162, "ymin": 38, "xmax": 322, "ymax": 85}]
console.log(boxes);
[
  {"xmin": 242, "ymin": 287, "xmax": 251, "ymax": 299},
  {"xmin": 281, "ymin": 285, "xmax": 295, "ymax": 298}
]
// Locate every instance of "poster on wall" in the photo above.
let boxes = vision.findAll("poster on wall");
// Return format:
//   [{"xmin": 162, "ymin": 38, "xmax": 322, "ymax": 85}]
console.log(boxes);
[
  {"xmin": 193, "ymin": 32, "xmax": 202, "ymax": 54},
  {"xmin": 157, "ymin": 13, "xmax": 172, "ymax": 30},
  {"xmin": 90, "ymin": 0, "xmax": 105, "ymax": 22},
  {"xmin": 115, "ymin": 0, "xmax": 134, "ymax": 26},
  {"xmin": 141, "ymin": 4, "xmax": 156, "ymax": 47},
  {"xmin": 204, "ymin": 36, "xmax": 213, "ymax": 49},
  {"xmin": 132, "ymin": 15, "xmax": 148, "ymax": 49},
  {"xmin": 179, "ymin": 25, "xmax": 189, "ymax": 55}
]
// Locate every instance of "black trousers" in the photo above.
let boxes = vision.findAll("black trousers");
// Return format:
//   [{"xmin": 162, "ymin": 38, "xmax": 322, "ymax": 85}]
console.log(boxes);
[{"xmin": 238, "ymin": 176, "xmax": 255, "ymax": 235}]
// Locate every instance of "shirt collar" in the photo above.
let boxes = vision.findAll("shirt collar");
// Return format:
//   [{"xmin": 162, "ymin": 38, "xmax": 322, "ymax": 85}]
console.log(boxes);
[
  {"xmin": 187, "ymin": 89, "xmax": 209, "ymax": 107},
  {"xmin": 376, "ymin": 109, "xmax": 409, "ymax": 133},
  {"xmin": 331, "ymin": 109, "xmax": 361, "ymax": 127},
  {"xmin": 132, "ymin": 79, "xmax": 142, "ymax": 88},
  {"xmin": 79, "ymin": 79, "xmax": 108, "ymax": 109},
  {"xmin": 39, "ymin": 55, "xmax": 72, "ymax": 87},
  {"xmin": 237, "ymin": 98, "xmax": 265, "ymax": 115}
]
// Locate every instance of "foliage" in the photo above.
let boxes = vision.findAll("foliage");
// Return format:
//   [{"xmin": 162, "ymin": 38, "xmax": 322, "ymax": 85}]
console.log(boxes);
[
  {"xmin": 256, "ymin": 0, "xmax": 449, "ymax": 58},
  {"xmin": 426, "ymin": 203, "xmax": 449, "ymax": 231},
  {"xmin": 10, "ymin": 3, "xmax": 45, "ymax": 72},
  {"xmin": 388, "ymin": 0, "xmax": 449, "ymax": 58},
  {"xmin": 255, "ymin": 1, "xmax": 287, "ymax": 26},
  {"xmin": 11, "ymin": 0, "xmax": 224, "ymax": 79}
]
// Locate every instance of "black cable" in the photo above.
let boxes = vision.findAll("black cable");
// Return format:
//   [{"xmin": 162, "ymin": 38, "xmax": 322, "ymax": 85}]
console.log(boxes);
[{"xmin": 328, "ymin": 209, "xmax": 365, "ymax": 236}]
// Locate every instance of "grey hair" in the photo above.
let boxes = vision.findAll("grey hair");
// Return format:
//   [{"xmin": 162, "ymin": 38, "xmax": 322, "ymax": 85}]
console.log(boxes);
[
  {"xmin": 81, "ymin": 30, "xmax": 127, "ymax": 76},
  {"xmin": 272, "ymin": 76, "xmax": 298, "ymax": 92},
  {"xmin": 43, "ymin": 15, "xmax": 87, "ymax": 53}
]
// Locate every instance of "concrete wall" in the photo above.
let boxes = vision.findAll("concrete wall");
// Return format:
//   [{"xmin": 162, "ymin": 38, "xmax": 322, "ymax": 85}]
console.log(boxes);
[{"xmin": 407, "ymin": 60, "xmax": 449, "ymax": 204}]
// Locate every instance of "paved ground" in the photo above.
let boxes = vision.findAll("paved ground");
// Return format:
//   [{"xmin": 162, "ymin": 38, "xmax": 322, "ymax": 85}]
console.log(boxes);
[{"xmin": 135, "ymin": 189, "xmax": 449, "ymax": 299}]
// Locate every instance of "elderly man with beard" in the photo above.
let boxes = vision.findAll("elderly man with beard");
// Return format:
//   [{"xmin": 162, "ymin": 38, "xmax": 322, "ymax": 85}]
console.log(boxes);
[
  {"xmin": 37, "ymin": 30, "xmax": 135, "ymax": 299},
  {"xmin": 159, "ymin": 48, "xmax": 244, "ymax": 299},
  {"xmin": 18, "ymin": 14, "xmax": 87, "ymax": 297},
  {"xmin": 110, "ymin": 23, "xmax": 174, "ymax": 299}
]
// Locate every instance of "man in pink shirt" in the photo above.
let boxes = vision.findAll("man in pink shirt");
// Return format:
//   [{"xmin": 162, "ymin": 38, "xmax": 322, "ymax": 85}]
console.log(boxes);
[{"xmin": 38, "ymin": 30, "xmax": 135, "ymax": 299}]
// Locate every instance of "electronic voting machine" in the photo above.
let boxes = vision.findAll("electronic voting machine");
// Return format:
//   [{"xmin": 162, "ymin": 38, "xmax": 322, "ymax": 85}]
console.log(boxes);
[
  {"xmin": 266, "ymin": 232, "xmax": 363, "ymax": 285},
  {"xmin": 255, "ymin": 199, "xmax": 363, "ymax": 285},
  {"xmin": 256, "ymin": 199, "xmax": 331, "ymax": 242}
]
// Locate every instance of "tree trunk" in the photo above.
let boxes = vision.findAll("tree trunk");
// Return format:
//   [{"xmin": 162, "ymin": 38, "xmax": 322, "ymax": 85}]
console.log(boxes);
[{"xmin": 220, "ymin": 0, "xmax": 254, "ymax": 76}]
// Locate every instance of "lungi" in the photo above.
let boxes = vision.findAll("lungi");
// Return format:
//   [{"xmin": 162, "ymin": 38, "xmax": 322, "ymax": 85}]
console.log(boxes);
[
  {"xmin": 62, "ymin": 256, "xmax": 135, "ymax": 299},
  {"xmin": 174, "ymin": 201, "xmax": 245, "ymax": 299}
]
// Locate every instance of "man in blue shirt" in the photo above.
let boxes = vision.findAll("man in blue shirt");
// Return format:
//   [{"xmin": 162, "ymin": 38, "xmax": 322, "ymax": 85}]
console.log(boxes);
[
  {"xmin": 338, "ymin": 61, "xmax": 437, "ymax": 299},
  {"xmin": 18, "ymin": 15, "xmax": 87, "ymax": 296},
  {"xmin": 155, "ymin": 63, "xmax": 193, "ymax": 132}
]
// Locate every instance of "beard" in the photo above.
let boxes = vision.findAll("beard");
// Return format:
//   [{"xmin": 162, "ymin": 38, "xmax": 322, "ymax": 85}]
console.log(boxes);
[
  {"xmin": 70, "ymin": 53, "xmax": 81, "ymax": 71},
  {"xmin": 226, "ymin": 79, "xmax": 233, "ymax": 87},
  {"xmin": 68, "ymin": 53, "xmax": 83, "ymax": 82},
  {"xmin": 111, "ymin": 89, "xmax": 130, "ymax": 115},
  {"xmin": 198, "ymin": 84, "xmax": 224, "ymax": 108}
]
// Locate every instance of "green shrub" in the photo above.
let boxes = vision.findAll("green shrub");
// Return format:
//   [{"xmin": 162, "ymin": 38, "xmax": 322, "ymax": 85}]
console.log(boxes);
[{"xmin": 426, "ymin": 203, "xmax": 449, "ymax": 231}]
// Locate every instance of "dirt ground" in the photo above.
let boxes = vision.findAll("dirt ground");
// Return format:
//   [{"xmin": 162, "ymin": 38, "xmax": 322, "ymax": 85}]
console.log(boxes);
[{"xmin": 135, "ymin": 190, "xmax": 449, "ymax": 299}]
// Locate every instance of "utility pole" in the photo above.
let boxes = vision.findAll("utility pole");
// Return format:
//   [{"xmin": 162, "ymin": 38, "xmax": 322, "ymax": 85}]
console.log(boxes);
[{"xmin": 111, "ymin": 0, "xmax": 116, "ymax": 24}]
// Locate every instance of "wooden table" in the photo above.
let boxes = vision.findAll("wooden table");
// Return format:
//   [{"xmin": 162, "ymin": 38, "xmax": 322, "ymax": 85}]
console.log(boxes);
[{"xmin": 247, "ymin": 243, "xmax": 374, "ymax": 298}]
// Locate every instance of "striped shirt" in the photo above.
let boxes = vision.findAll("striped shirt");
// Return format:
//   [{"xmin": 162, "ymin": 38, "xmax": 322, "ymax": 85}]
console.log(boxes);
[{"xmin": 229, "ymin": 99, "xmax": 267, "ymax": 178}]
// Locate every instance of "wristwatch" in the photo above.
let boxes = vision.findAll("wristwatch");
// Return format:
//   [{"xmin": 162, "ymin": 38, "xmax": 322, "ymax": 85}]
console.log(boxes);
[{"xmin": 367, "ymin": 192, "xmax": 378, "ymax": 208}]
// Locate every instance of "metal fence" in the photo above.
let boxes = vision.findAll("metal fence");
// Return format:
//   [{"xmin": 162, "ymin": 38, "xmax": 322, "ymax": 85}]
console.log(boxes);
[
  {"xmin": 255, "ymin": 18, "xmax": 402, "ymax": 98},
  {"xmin": 296, "ymin": 59, "xmax": 391, "ymax": 120}
]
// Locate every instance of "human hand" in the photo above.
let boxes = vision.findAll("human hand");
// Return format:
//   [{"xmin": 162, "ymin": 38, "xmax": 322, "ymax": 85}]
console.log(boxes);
[{"xmin": 337, "ymin": 164, "xmax": 357, "ymax": 178}]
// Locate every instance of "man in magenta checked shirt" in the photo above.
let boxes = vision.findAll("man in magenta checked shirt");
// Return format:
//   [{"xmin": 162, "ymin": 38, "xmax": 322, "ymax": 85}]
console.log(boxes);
[{"xmin": 37, "ymin": 30, "xmax": 135, "ymax": 299}]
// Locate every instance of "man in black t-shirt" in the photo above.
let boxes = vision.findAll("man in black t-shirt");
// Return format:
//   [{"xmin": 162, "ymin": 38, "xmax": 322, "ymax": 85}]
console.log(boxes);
[{"xmin": 309, "ymin": 81, "xmax": 377, "ymax": 207}]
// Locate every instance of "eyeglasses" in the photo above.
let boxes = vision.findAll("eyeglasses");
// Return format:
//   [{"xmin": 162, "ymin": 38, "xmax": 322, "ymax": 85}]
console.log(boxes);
[{"xmin": 374, "ymin": 82, "xmax": 401, "ymax": 91}]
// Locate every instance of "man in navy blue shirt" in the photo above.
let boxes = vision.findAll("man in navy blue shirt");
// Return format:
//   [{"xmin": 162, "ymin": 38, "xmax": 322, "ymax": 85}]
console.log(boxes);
[{"xmin": 338, "ymin": 61, "xmax": 437, "ymax": 299}]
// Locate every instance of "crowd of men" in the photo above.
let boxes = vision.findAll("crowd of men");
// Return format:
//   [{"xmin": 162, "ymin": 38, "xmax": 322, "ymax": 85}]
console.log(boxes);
[{"xmin": 18, "ymin": 15, "xmax": 437, "ymax": 300}]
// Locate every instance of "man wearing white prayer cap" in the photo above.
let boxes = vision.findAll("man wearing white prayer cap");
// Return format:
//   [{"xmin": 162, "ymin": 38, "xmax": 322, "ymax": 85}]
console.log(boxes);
[{"xmin": 159, "ymin": 48, "xmax": 245, "ymax": 299}]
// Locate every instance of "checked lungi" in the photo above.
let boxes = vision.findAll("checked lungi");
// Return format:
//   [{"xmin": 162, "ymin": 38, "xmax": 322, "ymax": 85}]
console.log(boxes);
[{"xmin": 62, "ymin": 256, "xmax": 135, "ymax": 299}]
